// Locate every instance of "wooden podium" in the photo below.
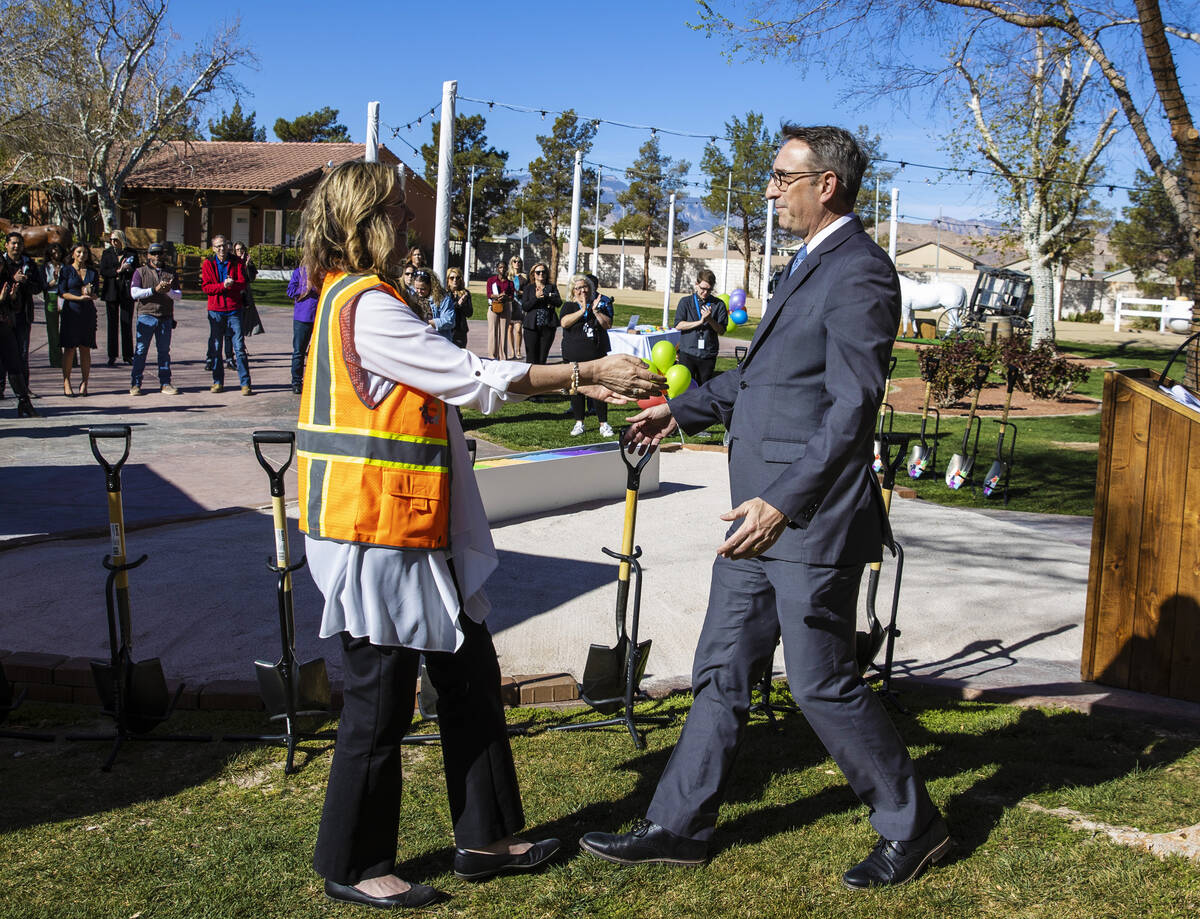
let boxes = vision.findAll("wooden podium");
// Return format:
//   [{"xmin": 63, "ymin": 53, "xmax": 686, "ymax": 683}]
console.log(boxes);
[{"xmin": 1082, "ymin": 367, "xmax": 1200, "ymax": 701}]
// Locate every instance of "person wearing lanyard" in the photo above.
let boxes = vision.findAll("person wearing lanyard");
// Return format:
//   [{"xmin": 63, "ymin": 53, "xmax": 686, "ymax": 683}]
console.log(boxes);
[{"xmin": 673, "ymin": 269, "xmax": 727, "ymax": 385}]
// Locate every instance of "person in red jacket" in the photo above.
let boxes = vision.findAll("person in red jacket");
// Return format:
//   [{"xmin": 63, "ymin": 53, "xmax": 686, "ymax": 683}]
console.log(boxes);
[{"xmin": 200, "ymin": 235, "xmax": 252, "ymax": 394}]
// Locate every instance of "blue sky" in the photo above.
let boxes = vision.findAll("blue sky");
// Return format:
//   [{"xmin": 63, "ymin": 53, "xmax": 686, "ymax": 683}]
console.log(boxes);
[{"xmin": 168, "ymin": 0, "xmax": 1185, "ymax": 227}]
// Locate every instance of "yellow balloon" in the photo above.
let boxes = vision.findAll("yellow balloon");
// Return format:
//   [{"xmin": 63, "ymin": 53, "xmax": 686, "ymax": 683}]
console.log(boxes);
[
  {"xmin": 665, "ymin": 363, "xmax": 692, "ymax": 398},
  {"xmin": 650, "ymin": 340, "xmax": 677, "ymax": 374}
]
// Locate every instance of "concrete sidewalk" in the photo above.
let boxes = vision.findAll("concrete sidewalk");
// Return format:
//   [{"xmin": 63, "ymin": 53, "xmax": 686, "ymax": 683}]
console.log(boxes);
[{"xmin": 2, "ymin": 298, "xmax": 1197, "ymax": 728}]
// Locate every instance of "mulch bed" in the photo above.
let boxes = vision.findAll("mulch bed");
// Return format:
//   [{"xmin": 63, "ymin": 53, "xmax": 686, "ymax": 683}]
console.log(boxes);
[{"xmin": 886, "ymin": 357, "xmax": 1109, "ymax": 418}]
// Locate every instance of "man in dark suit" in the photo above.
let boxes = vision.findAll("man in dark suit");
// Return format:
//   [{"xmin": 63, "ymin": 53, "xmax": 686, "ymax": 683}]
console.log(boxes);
[{"xmin": 581, "ymin": 125, "xmax": 948, "ymax": 889}]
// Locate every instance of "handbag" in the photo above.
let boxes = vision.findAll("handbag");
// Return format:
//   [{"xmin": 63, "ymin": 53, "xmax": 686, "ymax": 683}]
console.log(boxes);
[{"xmin": 490, "ymin": 299, "xmax": 505, "ymax": 314}]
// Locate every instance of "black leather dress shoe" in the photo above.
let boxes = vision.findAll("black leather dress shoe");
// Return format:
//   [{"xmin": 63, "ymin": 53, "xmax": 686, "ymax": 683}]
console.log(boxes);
[
  {"xmin": 323, "ymin": 878, "xmax": 445, "ymax": 909},
  {"xmin": 842, "ymin": 817, "xmax": 951, "ymax": 890},
  {"xmin": 453, "ymin": 837, "xmax": 562, "ymax": 880},
  {"xmin": 580, "ymin": 820, "xmax": 708, "ymax": 867}
]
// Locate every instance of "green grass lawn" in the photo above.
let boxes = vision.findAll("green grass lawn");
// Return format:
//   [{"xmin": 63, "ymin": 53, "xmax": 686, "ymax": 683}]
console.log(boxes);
[
  {"xmin": 466, "ymin": 340, "xmax": 1177, "ymax": 517},
  {"xmin": 2, "ymin": 690, "xmax": 1198, "ymax": 918}
]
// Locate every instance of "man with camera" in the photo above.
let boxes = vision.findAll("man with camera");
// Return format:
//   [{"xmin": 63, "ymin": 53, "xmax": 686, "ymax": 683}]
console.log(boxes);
[
  {"xmin": 0, "ymin": 231, "xmax": 43, "ymax": 396},
  {"xmin": 129, "ymin": 243, "xmax": 181, "ymax": 395}
]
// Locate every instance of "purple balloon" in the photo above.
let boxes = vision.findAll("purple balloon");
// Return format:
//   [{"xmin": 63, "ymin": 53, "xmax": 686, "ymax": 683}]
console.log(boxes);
[{"xmin": 730, "ymin": 288, "xmax": 746, "ymax": 310}]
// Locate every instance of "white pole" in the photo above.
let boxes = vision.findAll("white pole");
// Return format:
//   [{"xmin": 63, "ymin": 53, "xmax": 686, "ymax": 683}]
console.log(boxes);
[
  {"xmin": 592, "ymin": 167, "xmax": 602, "ymax": 276},
  {"xmin": 887, "ymin": 187, "xmax": 899, "ymax": 263},
  {"xmin": 761, "ymin": 198, "xmax": 775, "ymax": 308},
  {"xmin": 567, "ymin": 150, "xmax": 583, "ymax": 278},
  {"xmin": 934, "ymin": 206, "xmax": 942, "ymax": 283},
  {"xmin": 365, "ymin": 101, "xmax": 380, "ymax": 163},
  {"xmin": 662, "ymin": 191, "xmax": 677, "ymax": 326},
  {"xmin": 432, "ymin": 80, "xmax": 456, "ymax": 282},
  {"xmin": 874, "ymin": 176, "xmax": 880, "ymax": 242},
  {"xmin": 618, "ymin": 204, "xmax": 626, "ymax": 290},
  {"xmin": 519, "ymin": 206, "xmax": 525, "ymax": 265},
  {"xmin": 721, "ymin": 170, "xmax": 731, "ymax": 292},
  {"xmin": 463, "ymin": 165, "xmax": 476, "ymax": 276}
]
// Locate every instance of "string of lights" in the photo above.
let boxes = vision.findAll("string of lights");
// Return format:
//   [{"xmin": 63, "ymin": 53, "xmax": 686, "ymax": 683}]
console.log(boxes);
[{"xmin": 450, "ymin": 92, "xmax": 1137, "ymax": 195}]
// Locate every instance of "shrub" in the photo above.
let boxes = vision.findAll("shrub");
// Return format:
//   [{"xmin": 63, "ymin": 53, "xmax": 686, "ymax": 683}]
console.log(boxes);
[
  {"xmin": 1131, "ymin": 316, "xmax": 1161, "ymax": 331},
  {"xmin": 997, "ymin": 338, "xmax": 1090, "ymax": 400},
  {"xmin": 918, "ymin": 340, "xmax": 994, "ymax": 407},
  {"xmin": 1067, "ymin": 310, "xmax": 1104, "ymax": 324}
]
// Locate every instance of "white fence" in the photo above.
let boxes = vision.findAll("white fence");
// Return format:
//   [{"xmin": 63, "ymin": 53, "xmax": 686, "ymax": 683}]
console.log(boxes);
[{"xmin": 1113, "ymin": 296, "xmax": 1193, "ymax": 332}]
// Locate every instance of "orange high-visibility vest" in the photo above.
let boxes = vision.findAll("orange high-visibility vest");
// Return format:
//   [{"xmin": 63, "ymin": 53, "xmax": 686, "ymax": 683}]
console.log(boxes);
[{"xmin": 297, "ymin": 272, "xmax": 450, "ymax": 549}]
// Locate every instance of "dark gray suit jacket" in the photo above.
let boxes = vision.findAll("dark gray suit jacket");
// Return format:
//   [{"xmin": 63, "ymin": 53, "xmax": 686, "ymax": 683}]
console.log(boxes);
[{"xmin": 669, "ymin": 216, "xmax": 899, "ymax": 566}]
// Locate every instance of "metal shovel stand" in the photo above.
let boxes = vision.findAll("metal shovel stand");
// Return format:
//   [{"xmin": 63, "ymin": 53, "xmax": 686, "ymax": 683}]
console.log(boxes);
[
  {"xmin": 860, "ymin": 431, "xmax": 911, "ymax": 711},
  {"xmin": 552, "ymin": 439, "xmax": 671, "ymax": 749},
  {"xmin": 66, "ymin": 425, "xmax": 207, "ymax": 770},
  {"xmin": 223, "ymin": 431, "xmax": 336, "ymax": 774}
]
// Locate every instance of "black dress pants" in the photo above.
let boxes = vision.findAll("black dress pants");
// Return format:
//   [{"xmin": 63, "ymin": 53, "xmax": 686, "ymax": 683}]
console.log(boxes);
[
  {"xmin": 678, "ymin": 351, "xmax": 717, "ymax": 385},
  {"xmin": 106, "ymin": 297, "xmax": 133, "ymax": 362},
  {"xmin": 0, "ymin": 321, "xmax": 29, "ymax": 399},
  {"xmin": 313, "ymin": 616, "xmax": 524, "ymax": 885},
  {"xmin": 523, "ymin": 326, "xmax": 556, "ymax": 365}
]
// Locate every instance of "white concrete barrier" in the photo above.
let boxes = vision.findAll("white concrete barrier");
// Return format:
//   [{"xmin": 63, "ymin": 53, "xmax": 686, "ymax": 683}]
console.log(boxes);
[{"xmin": 474, "ymin": 441, "xmax": 659, "ymax": 523}]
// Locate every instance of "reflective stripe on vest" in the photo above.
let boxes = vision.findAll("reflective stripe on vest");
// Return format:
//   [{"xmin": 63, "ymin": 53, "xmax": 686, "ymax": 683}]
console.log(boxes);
[{"xmin": 297, "ymin": 271, "xmax": 450, "ymax": 550}]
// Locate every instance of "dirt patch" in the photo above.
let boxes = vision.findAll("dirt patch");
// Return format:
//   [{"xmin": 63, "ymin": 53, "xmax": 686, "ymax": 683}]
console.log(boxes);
[
  {"xmin": 887, "ymin": 377, "xmax": 1101, "ymax": 418},
  {"xmin": 1052, "ymin": 441, "xmax": 1100, "ymax": 452}
]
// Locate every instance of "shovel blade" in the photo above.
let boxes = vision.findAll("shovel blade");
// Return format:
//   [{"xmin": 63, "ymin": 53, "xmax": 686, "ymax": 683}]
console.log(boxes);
[
  {"xmin": 982, "ymin": 460, "xmax": 1008, "ymax": 497},
  {"xmin": 580, "ymin": 638, "xmax": 652, "ymax": 714},
  {"xmin": 91, "ymin": 657, "xmax": 172, "ymax": 733},
  {"xmin": 945, "ymin": 454, "xmax": 970, "ymax": 490},
  {"xmin": 255, "ymin": 657, "xmax": 332, "ymax": 718},
  {"xmin": 908, "ymin": 443, "xmax": 931, "ymax": 479}
]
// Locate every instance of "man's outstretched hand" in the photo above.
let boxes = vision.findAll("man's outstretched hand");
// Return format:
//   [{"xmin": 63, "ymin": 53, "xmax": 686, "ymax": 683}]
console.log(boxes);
[{"xmin": 623, "ymin": 401, "xmax": 678, "ymax": 454}]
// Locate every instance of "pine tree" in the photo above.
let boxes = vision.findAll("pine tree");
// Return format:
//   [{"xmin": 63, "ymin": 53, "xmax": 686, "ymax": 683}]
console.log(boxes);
[
  {"xmin": 208, "ymin": 100, "xmax": 265, "ymax": 142},
  {"xmin": 273, "ymin": 107, "xmax": 350, "ymax": 143},
  {"xmin": 613, "ymin": 137, "xmax": 690, "ymax": 291}
]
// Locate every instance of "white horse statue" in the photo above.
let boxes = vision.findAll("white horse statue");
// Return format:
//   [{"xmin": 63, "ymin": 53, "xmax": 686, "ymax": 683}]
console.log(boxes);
[{"xmin": 898, "ymin": 275, "xmax": 968, "ymax": 337}]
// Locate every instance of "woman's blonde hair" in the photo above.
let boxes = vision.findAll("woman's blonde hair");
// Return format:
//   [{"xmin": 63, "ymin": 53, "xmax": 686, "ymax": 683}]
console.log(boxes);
[
  {"xmin": 571, "ymin": 273, "xmax": 595, "ymax": 299},
  {"xmin": 301, "ymin": 161, "xmax": 403, "ymax": 291}
]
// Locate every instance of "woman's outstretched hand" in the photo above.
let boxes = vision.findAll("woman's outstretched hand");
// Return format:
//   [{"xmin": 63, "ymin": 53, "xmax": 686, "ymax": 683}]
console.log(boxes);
[{"xmin": 585, "ymin": 354, "xmax": 666, "ymax": 401}]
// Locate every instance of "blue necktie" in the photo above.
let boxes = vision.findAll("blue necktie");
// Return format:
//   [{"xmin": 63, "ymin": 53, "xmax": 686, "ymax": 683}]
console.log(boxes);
[{"xmin": 789, "ymin": 244, "xmax": 809, "ymax": 277}]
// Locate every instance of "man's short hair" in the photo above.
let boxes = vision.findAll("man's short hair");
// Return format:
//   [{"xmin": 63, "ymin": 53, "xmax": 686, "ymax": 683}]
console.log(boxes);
[
  {"xmin": 211, "ymin": 235, "xmax": 227, "ymax": 246},
  {"xmin": 5, "ymin": 231, "xmax": 22, "ymax": 244},
  {"xmin": 696, "ymin": 269, "xmax": 716, "ymax": 287},
  {"xmin": 780, "ymin": 124, "xmax": 867, "ymax": 208}
]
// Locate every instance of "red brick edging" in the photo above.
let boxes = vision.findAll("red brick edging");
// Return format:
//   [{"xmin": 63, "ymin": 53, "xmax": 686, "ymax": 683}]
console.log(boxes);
[{"xmin": 0, "ymin": 649, "xmax": 579, "ymax": 714}]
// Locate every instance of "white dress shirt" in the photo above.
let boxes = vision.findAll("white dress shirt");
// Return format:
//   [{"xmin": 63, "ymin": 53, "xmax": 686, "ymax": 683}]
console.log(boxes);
[{"xmin": 304, "ymin": 287, "xmax": 532, "ymax": 652}]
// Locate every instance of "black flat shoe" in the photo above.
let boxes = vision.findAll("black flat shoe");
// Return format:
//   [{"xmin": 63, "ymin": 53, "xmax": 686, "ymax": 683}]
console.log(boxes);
[
  {"xmin": 842, "ymin": 816, "xmax": 951, "ymax": 890},
  {"xmin": 453, "ymin": 838, "xmax": 562, "ymax": 880},
  {"xmin": 580, "ymin": 820, "xmax": 708, "ymax": 867},
  {"xmin": 323, "ymin": 878, "xmax": 445, "ymax": 909}
]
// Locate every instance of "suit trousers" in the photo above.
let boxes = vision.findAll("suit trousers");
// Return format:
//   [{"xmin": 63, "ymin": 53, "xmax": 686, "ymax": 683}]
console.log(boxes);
[
  {"xmin": 106, "ymin": 298, "xmax": 133, "ymax": 362},
  {"xmin": 313, "ymin": 617, "xmax": 524, "ymax": 885},
  {"xmin": 646, "ymin": 554, "xmax": 937, "ymax": 843}
]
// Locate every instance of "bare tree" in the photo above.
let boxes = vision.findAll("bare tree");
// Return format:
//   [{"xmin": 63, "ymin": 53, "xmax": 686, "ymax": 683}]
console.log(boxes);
[
  {"xmin": 952, "ymin": 32, "xmax": 1117, "ymax": 343},
  {"xmin": 3, "ymin": 0, "xmax": 252, "ymax": 234},
  {"xmin": 695, "ymin": 0, "xmax": 1200, "ymax": 379}
]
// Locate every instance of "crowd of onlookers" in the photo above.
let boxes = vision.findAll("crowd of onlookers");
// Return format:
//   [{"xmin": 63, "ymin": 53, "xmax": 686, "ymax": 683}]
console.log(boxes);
[{"xmin": 3, "ymin": 230, "xmax": 727, "ymax": 437}]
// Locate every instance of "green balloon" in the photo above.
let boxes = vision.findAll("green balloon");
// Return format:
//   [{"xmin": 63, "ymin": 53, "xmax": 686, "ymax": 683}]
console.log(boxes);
[
  {"xmin": 726, "ymin": 316, "xmax": 737, "ymax": 334},
  {"xmin": 666, "ymin": 363, "xmax": 692, "ymax": 399},
  {"xmin": 718, "ymin": 293, "xmax": 730, "ymax": 307},
  {"xmin": 650, "ymin": 339, "xmax": 677, "ymax": 374}
]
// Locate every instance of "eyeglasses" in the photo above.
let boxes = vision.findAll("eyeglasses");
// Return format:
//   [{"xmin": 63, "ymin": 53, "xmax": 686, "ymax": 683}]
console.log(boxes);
[
  {"xmin": 768, "ymin": 169, "xmax": 827, "ymax": 190},
  {"xmin": 403, "ymin": 268, "xmax": 415, "ymax": 276},
  {"xmin": 533, "ymin": 269, "xmax": 546, "ymax": 275},
  {"xmin": 413, "ymin": 270, "xmax": 431, "ymax": 281}
]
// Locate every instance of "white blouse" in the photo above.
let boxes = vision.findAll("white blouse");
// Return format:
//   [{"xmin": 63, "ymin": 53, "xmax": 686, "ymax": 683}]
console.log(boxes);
[{"xmin": 304, "ymin": 287, "xmax": 531, "ymax": 652}]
